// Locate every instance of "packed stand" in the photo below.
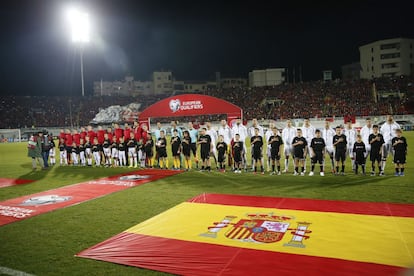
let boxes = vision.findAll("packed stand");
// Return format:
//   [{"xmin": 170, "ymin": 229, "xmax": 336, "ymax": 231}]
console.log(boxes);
[{"xmin": 1, "ymin": 77, "xmax": 413, "ymax": 129}]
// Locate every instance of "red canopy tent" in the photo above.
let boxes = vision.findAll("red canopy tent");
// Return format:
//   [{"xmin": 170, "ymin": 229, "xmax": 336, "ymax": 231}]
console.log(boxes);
[{"xmin": 139, "ymin": 94, "xmax": 242, "ymax": 127}]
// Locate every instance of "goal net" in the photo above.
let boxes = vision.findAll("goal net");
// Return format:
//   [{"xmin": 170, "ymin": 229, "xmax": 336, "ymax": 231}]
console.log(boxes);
[{"xmin": 0, "ymin": 129, "xmax": 21, "ymax": 143}]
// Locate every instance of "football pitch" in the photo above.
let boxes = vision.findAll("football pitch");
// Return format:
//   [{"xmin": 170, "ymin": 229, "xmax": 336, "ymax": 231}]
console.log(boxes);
[{"xmin": 0, "ymin": 133, "xmax": 413, "ymax": 276}]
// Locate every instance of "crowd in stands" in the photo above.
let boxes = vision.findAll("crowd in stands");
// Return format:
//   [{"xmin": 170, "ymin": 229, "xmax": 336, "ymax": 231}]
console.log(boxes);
[
  {"xmin": 0, "ymin": 95, "xmax": 163, "ymax": 129},
  {"xmin": 206, "ymin": 78, "xmax": 412, "ymax": 120},
  {"xmin": 1, "ymin": 77, "xmax": 413, "ymax": 129}
]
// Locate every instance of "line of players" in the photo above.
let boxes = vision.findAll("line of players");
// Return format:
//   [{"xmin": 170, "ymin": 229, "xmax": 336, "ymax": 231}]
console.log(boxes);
[
  {"xmin": 55, "ymin": 122, "xmax": 149, "ymax": 168},
  {"xmin": 51, "ymin": 115, "xmax": 408, "ymax": 176},
  {"xmin": 278, "ymin": 115, "xmax": 407, "ymax": 176}
]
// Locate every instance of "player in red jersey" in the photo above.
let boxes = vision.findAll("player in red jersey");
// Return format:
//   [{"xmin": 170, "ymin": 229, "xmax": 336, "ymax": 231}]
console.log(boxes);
[
  {"xmin": 114, "ymin": 123, "xmax": 124, "ymax": 142},
  {"xmin": 79, "ymin": 127, "xmax": 87, "ymax": 141},
  {"xmin": 96, "ymin": 126, "xmax": 105, "ymax": 145},
  {"xmin": 106, "ymin": 127, "xmax": 114, "ymax": 141},
  {"xmin": 124, "ymin": 123, "xmax": 132, "ymax": 141},
  {"xmin": 64, "ymin": 129, "xmax": 73, "ymax": 164},
  {"xmin": 72, "ymin": 129, "xmax": 81, "ymax": 146},
  {"xmin": 87, "ymin": 125, "xmax": 96, "ymax": 142}
]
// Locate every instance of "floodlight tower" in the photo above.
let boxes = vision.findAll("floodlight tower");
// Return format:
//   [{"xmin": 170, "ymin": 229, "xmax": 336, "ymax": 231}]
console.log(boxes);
[{"xmin": 68, "ymin": 9, "xmax": 90, "ymax": 96}]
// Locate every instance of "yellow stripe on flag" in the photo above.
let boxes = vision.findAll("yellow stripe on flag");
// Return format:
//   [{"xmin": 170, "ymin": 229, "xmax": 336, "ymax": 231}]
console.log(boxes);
[{"xmin": 125, "ymin": 202, "xmax": 414, "ymax": 268}]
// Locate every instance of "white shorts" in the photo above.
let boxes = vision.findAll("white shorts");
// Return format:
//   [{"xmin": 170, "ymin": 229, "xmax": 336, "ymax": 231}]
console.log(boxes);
[
  {"xmin": 306, "ymin": 145, "xmax": 312, "ymax": 157},
  {"xmin": 284, "ymin": 145, "xmax": 293, "ymax": 157},
  {"xmin": 111, "ymin": 148, "xmax": 119, "ymax": 158},
  {"xmin": 348, "ymin": 147, "xmax": 353, "ymax": 158},
  {"xmin": 365, "ymin": 144, "xmax": 371, "ymax": 154},
  {"xmin": 382, "ymin": 143, "xmax": 393, "ymax": 158},
  {"xmin": 211, "ymin": 146, "xmax": 217, "ymax": 157},
  {"xmin": 325, "ymin": 146, "xmax": 334, "ymax": 155},
  {"xmin": 103, "ymin": 147, "xmax": 111, "ymax": 157},
  {"xmin": 128, "ymin": 147, "xmax": 137, "ymax": 157}
]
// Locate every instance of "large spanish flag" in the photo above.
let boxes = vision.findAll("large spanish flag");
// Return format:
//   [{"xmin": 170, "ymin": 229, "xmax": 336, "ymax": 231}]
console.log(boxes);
[{"xmin": 77, "ymin": 194, "xmax": 414, "ymax": 275}]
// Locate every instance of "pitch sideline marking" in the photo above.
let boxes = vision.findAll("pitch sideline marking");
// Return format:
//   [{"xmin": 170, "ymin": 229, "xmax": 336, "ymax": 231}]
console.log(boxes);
[{"xmin": 0, "ymin": 266, "xmax": 35, "ymax": 276}]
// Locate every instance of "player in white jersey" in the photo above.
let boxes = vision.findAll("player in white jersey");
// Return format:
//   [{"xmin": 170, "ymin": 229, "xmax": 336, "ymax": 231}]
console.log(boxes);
[
  {"xmin": 248, "ymin": 118, "xmax": 265, "ymax": 137},
  {"xmin": 301, "ymin": 118, "xmax": 315, "ymax": 172},
  {"xmin": 321, "ymin": 119, "xmax": 336, "ymax": 173},
  {"xmin": 248, "ymin": 119, "xmax": 265, "ymax": 170},
  {"xmin": 360, "ymin": 117, "xmax": 374, "ymax": 159},
  {"xmin": 218, "ymin": 120, "xmax": 232, "ymax": 145},
  {"xmin": 380, "ymin": 115, "xmax": 400, "ymax": 173},
  {"xmin": 265, "ymin": 122, "xmax": 279, "ymax": 171},
  {"xmin": 206, "ymin": 122, "xmax": 218, "ymax": 168},
  {"xmin": 281, "ymin": 119, "xmax": 296, "ymax": 173},
  {"xmin": 231, "ymin": 118, "xmax": 248, "ymax": 170},
  {"xmin": 343, "ymin": 120, "xmax": 357, "ymax": 171}
]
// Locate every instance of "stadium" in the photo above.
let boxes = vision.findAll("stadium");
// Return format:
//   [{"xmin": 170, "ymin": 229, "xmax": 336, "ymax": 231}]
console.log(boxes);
[{"xmin": 1, "ymin": 2, "xmax": 414, "ymax": 276}]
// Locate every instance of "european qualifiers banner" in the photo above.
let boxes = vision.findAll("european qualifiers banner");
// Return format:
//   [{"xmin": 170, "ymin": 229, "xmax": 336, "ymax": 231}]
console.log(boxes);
[{"xmin": 0, "ymin": 169, "xmax": 182, "ymax": 227}]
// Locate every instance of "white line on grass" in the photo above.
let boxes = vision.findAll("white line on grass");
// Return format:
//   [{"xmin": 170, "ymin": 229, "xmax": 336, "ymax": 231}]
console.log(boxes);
[{"xmin": 0, "ymin": 266, "xmax": 35, "ymax": 276}]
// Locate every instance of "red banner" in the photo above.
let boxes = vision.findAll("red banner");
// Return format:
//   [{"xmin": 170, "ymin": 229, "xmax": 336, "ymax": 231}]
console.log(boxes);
[
  {"xmin": 139, "ymin": 94, "xmax": 242, "ymax": 124},
  {"xmin": 0, "ymin": 169, "xmax": 182, "ymax": 227}
]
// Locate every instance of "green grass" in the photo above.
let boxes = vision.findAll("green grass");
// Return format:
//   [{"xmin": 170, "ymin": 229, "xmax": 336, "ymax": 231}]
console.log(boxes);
[{"xmin": 0, "ymin": 133, "xmax": 413, "ymax": 275}]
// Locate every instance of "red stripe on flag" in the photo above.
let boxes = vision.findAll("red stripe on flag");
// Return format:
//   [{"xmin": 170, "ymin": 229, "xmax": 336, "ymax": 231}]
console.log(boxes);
[
  {"xmin": 77, "ymin": 232, "xmax": 405, "ymax": 276},
  {"xmin": 188, "ymin": 193, "xmax": 414, "ymax": 217}
]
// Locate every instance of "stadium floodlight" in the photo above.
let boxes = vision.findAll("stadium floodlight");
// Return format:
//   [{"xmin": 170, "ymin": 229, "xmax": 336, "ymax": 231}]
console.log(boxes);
[
  {"xmin": 67, "ymin": 8, "xmax": 90, "ymax": 96},
  {"xmin": 67, "ymin": 9, "xmax": 90, "ymax": 43}
]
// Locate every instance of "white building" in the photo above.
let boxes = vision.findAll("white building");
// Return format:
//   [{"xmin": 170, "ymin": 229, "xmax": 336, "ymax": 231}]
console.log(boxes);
[
  {"xmin": 249, "ymin": 68, "xmax": 286, "ymax": 87},
  {"xmin": 152, "ymin": 71, "xmax": 173, "ymax": 94},
  {"xmin": 93, "ymin": 71, "xmax": 247, "ymax": 96},
  {"xmin": 359, "ymin": 37, "xmax": 414, "ymax": 79}
]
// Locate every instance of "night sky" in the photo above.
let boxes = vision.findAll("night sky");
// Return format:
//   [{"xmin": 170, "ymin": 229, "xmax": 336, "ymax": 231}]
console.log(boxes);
[{"xmin": 0, "ymin": 0, "xmax": 413, "ymax": 96}]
